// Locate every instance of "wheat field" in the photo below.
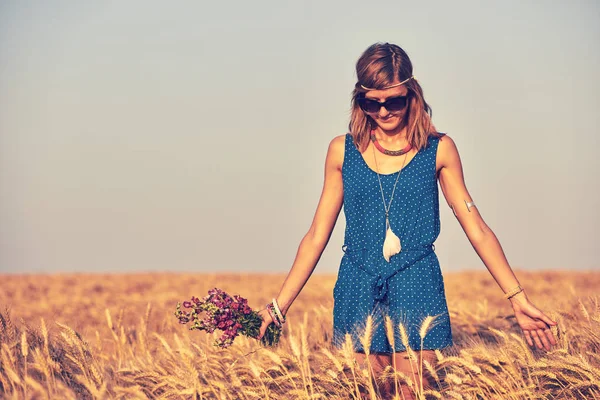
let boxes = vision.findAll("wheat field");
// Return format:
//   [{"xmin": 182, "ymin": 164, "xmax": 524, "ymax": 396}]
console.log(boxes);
[{"xmin": 0, "ymin": 270, "xmax": 598, "ymax": 399}]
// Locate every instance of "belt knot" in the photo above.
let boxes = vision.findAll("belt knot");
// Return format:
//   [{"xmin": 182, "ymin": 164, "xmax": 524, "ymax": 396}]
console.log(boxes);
[{"xmin": 341, "ymin": 242, "xmax": 436, "ymax": 305}]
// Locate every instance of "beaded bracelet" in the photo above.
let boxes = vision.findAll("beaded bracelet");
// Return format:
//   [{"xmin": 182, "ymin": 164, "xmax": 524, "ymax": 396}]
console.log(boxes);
[
  {"xmin": 503, "ymin": 285, "xmax": 524, "ymax": 300},
  {"xmin": 271, "ymin": 298, "xmax": 286, "ymax": 324},
  {"xmin": 268, "ymin": 302, "xmax": 286, "ymax": 325},
  {"xmin": 267, "ymin": 303, "xmax": 285, "ymax": 328},
  {"xmin": 266, "ymin": 303, "xmax": 282, "ymax": 328}
]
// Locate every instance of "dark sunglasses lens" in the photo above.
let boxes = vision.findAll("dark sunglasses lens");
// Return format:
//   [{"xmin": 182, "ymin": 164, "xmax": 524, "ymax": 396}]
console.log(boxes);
[
  {"xmin": 385, "ymin": 96, "xmax": 408, "ymax": 111},
  {"xmin": 358, "ymin": 98, "xmax": 381, "ymax": 113}
]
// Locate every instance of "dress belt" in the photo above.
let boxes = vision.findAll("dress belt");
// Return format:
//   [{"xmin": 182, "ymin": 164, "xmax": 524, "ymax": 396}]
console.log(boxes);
[{"xmin": 341, "ymin": 243, "xmax": 436, "ymax": 305}]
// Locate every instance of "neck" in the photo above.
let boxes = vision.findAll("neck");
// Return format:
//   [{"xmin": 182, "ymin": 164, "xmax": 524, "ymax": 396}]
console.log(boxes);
[{"xmin": 373, "ymin": 121, "xmax": 409, "ymax": 143}]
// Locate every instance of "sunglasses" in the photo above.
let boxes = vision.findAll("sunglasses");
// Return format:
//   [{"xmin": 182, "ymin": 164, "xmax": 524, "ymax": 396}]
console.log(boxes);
[{"xmin": 357, "ymin": 95, "xmax": 409, "ymax": 114}]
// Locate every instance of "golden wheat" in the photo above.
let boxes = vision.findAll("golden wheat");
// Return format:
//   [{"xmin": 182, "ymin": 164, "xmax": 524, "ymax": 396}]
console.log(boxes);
[{"xmin": 0, "ymin": 271, "xmax": 598, "ymax": 399}]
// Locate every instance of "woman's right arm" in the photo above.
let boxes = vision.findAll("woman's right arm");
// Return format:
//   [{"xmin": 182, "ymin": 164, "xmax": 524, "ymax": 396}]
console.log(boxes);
[{"xmin": 257, "ymin": 134, "xmax": 345, "ymax": 339}]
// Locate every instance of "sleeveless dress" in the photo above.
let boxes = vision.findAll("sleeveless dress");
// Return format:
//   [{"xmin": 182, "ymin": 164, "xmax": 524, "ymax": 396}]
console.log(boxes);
[{"xmin": 332, "ymin": 132, "xmax": 453, "ymax": 353}]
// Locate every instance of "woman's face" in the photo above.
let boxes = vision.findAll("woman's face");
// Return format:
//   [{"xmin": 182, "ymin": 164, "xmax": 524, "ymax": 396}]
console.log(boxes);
[{"xmin": 362, "ymin": 84, "xmax": 410, "ymax": 132}]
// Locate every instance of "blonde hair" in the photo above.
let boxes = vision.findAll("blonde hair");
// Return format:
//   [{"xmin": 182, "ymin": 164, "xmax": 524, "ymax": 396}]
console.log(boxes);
[{"xmin": 348, "ymin": 42, "xmax": 443, "ymax": 153}]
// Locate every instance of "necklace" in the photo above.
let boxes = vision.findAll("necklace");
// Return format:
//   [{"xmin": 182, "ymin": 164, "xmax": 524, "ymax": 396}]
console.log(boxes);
[
  {"xmin": 372, "ymin": 143, "xmax": 408, "ymax": 262},
  {"xmin": 370, "ymin": 132, "xmax": 412, "ymax": 156}
]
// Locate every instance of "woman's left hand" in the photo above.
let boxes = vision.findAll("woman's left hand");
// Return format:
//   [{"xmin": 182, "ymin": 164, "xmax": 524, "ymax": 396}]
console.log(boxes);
[{"xmin": 510, "ymin": 293, "xmax": 558, "ymax": 351}]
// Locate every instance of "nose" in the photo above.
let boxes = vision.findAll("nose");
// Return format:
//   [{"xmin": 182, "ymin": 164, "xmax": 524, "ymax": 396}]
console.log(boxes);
[{"xmin": 378, "ymin": 105, "xmax": 390, "ymax": 117}]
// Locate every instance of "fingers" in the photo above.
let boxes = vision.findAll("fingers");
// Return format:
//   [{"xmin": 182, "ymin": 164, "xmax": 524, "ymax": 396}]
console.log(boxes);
[
  {"xmin": 521, "ymin": 306, "xmax": 559, "ymax": 351},
  {"xmin": 256, "ymin": 309, "xmax": 272, "ymax": 341},
  {"xmin": 523, "ymin": 301, "xmax": 557, "ymax": 326},
  {"xmin": 535, "ymin": 328, "xmax": 552, "ymax": 351},
  {"xmin": 543, "ymin": 326, "xmax": 558, "ymax": 346},
  {"xmin": 257, "ymin": 321, "xmax": 267, "ymax": 340},
  {"xmin": 538, "ymin": 313, "xmax": 559, "ymax": 347},
  {"xmin": 525, "ymin": 325, "xmax": 557, "ymax": 351},
  {"xmin": 533, "ymin": 312, "xmax": 558, "ymax": 350},
  {"xmin": 538, "ymin": 312, "xmax": 558, "ymax": 327},
  {"xmin": 538, "ymin": 320, "xmax": 558, "ymax": 347},
  {"xmin": 257, "ymin": 318, "xmax": 268, "ymax": 340},
  {"xmin": 530, "ymin": 330, "xmax": 544, "ymax": 350}
]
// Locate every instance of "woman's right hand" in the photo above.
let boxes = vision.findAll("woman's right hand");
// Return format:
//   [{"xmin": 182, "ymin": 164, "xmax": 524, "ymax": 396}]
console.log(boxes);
[{"xmin": 256, "ymin": 307, "xmax": 274, "ymax": 341}]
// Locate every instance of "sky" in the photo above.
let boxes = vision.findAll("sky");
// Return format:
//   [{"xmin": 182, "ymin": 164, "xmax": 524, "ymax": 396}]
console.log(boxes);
[{"xmin": 0, "ymin": 0, "xmax": 598, "ymax": 274}]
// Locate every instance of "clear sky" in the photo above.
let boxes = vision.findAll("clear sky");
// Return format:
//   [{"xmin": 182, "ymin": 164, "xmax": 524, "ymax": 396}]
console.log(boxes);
[{"xmin": 1, "ymin": 1, "xmax": 598, "ymax": 274}]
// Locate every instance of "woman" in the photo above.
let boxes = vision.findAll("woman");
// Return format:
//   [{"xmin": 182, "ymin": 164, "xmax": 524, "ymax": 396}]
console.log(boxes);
[{"xmin": 256, "ymin": 42, "xmax": 558, "ymax": 399}]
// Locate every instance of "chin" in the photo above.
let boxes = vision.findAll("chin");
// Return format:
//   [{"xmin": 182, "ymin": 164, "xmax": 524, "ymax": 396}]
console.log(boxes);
[
  {"xmin": 377, "ymin": 120, "xmax": 401, "ymax": 130},
  {"xmin": 375, "ymin": 114, "xmax": 407, "ymax": 130}
]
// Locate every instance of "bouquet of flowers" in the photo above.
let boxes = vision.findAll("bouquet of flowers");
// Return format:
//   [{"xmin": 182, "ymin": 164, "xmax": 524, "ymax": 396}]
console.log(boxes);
[{"xmin": 174, "ymin": 288, "xmax": 283, "ymax": 348}]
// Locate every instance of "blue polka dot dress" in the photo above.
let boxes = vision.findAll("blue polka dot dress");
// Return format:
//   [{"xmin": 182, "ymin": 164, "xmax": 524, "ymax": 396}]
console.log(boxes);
[{"xmin": 332, "ymin": 132, "xmax": 453, "ymax": 353}]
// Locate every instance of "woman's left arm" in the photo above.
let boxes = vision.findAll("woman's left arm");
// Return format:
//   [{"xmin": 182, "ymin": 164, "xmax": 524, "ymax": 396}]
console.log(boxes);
[{"xmin": 436, "ymin": 134, "xmax": 558, "ymax": 351}]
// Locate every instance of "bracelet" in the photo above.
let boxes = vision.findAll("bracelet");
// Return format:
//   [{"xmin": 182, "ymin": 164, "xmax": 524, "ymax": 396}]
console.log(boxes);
[
  {"xmin": 266, "ymin": 304, "xmax": 280, "ymax": 328},
  {"xmin": 504, "ymin": 285, "xmax": 522, "ymax": 299},
  {"xmin": 272, "ymin": 298, "xmax": 286, "ymax": 324},
  {"xmin": 266, "ymin": 301, "xmax": 286, "ymax": 327},
  {"xmin": 503, "ymin": 285, "xmax": 524, "ymax": 300},
  {"xmin": 507, "ymin": 289, "xmax": 524, "ymax": 300},
  {"xmin": 269, "ymin": 302, "xmax": 286, "ymax": 326},
  {"xmin": 266, "ymin": 303, "xmax": 282, "ymax": 328}
]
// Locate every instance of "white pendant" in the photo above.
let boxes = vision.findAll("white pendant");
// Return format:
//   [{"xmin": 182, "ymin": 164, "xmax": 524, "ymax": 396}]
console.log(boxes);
[{"xmin": 383, "ymin": 219, "xmax": 402, "ymax": 262}]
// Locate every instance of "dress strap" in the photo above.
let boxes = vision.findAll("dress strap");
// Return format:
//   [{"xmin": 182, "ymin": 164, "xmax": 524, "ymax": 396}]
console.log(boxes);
[
  {"xmin": 343, "ymin": 133, "xmax": 358, "ymax": 171},
  {"xmin": 345, "ymin": 133, "xmax": 354, "ymax": 155}
]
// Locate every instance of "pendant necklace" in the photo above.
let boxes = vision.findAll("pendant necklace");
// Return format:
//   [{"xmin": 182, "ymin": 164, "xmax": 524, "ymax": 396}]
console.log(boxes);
[{"xmin": 371, "ymin": 134, "xmax": 409, "ymax": 262}]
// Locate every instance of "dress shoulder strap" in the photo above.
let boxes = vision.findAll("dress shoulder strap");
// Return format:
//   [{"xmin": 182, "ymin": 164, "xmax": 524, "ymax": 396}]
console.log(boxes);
[
  {"xmin": 343, "ymin": 133, "xmax": 359, "ymax": 168},
  {"xmin": 425, "ymin": 132, "xmax": 446, "ymax": 173},
  {"xmin": 426, "ymin": 132, "xmax": 446, "ymax": 152},
  {"xmin": 345, "ymin": 132, "xmax": 353, "ymax": 151}
]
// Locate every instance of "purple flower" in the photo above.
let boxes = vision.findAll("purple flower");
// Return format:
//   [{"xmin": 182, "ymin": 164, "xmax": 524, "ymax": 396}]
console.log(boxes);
[{"xmin": 174, "ymin": 288, "xmax": 282, "ymax": 348}]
